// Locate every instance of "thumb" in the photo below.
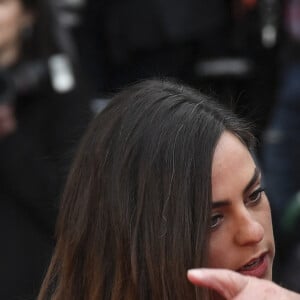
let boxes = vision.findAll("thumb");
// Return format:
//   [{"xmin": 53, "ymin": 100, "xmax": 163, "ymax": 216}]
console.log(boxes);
[{"xmin": 187, "ymin": 268, "xmax": 249, "ymax": 299}]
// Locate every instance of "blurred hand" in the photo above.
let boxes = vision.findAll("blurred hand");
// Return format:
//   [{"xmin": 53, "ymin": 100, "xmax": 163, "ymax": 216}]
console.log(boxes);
[
  {"xmin": 187, "ymin": 268, "xmax": 300, "ymax": 300},
  {"xmin": 0, "ymin": 104, "xmax": 17, "ymax": 138}
]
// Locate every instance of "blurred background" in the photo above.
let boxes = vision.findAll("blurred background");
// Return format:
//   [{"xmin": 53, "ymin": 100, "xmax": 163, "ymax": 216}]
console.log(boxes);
[{"xmin": 0, "ymin": 0, "xmax": 299, "ymax": 299}]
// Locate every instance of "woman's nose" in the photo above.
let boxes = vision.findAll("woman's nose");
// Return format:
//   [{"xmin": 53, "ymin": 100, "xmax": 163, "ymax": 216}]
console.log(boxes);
[{"xmin": 234, "ymin": 211, "xmax": 264, "ymax": 246}]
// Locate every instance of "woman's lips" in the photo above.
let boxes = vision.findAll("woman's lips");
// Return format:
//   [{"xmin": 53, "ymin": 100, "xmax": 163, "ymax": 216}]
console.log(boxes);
[{"xmin": 237, "ymin": 252, "xmax": 269, "ymax": 278}]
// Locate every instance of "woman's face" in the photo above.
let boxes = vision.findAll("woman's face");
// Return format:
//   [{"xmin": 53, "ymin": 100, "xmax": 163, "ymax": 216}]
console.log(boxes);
[
  {"xmin": 208, "ymin": 131, "xmax": 275, "ymax": 280},
  {"xmin": 0, "ymin": 0, "xmax": 33, "ymax": 65}
]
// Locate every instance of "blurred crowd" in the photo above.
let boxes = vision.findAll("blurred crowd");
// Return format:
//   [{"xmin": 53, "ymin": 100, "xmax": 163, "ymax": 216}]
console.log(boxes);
[{"xmin": 0, "ymin": 0, "xmax": 299, "ymax": 299}]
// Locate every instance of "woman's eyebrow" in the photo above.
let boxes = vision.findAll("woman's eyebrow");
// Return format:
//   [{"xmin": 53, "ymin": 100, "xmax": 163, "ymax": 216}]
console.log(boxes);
[
  {"xmin": 212, "ymin": 168, "xmax": 261, "ymax": 208},
  {"xmin": 243, "ymin": 167, "xmax": 261, "ymax": 194}
]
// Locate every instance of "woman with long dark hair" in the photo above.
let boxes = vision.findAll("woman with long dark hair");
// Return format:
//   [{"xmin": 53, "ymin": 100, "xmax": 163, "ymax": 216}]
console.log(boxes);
[
  {"xmin": 0, "ymin": 0, "xmax": 91, "ymax": 299},
  {"xmin": 38, "ymin": 79, "xmax": 275, "ymax": 299}
]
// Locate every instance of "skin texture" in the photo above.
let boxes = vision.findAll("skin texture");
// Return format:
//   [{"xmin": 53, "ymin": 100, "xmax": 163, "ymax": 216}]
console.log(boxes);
[
  {"xmin": 208, "ymin": 131, "xmax": 275, "ymax": 280},
  {"xmin": 0, "ymin": 0, "xmax": 33, "ymax": 66},
  {"xmin": 187, "ymin": 268, "xmax": 300, "ymax": 300},
  {"xmin": 0, "ymin": 104, "xmax": 16, "ymax": 138},
  {"xmin": 0, "ymin": 0, "xmax": 33, "ymax": 137}
]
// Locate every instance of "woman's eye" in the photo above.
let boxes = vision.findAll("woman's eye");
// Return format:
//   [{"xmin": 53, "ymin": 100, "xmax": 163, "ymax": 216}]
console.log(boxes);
[
  {"xmin": 210, "ymin": 214, "xmax": 223, "ymax": 230},
  {"xmin": 248, "ymin": 187, "xmax": 265, "ymax": 205}
]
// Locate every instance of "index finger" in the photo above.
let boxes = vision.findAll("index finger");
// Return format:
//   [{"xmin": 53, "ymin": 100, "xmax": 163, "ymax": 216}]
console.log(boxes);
[{"xmin": 187, "ymin": 268, "xmax": 249, "ymax": 299}]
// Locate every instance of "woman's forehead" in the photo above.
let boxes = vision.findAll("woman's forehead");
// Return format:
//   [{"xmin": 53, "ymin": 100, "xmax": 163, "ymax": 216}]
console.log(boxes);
[{"xmin": 211, "ymin": 131, "xmax": 257, "ymax": 200}]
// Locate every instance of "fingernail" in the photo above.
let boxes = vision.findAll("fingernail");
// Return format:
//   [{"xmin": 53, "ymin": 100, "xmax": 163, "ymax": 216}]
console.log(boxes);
[{"xmin": 187, "ymin": 269, "xmax": 205, "ymax": 278}]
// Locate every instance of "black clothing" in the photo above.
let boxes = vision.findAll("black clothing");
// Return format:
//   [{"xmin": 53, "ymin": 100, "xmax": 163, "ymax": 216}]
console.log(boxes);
[
  {"xmin": 0, "ymin": 68, "xmax": 91, "ymax": 300},
  {"xmin": 78, "ymin": 0, "xmax": 229, "ymax": 92}
]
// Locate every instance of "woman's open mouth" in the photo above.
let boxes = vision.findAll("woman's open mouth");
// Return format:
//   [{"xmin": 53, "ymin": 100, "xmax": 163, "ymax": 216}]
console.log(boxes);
[{"xmin": 237, "ymin": 252, "xmax": 269, "ymax": 278}]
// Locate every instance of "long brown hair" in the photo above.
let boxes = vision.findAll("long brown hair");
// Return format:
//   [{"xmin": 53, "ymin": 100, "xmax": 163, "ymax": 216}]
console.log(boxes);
[{"xmin": 38, "ymin": 79, "xmax": 254, "ymax": 299}]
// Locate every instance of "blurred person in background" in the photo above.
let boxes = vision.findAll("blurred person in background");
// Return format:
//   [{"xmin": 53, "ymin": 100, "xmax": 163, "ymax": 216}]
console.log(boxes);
[
  {"xmin": 77, "ymin": 0, "xmax": 229, "ymax": 94},
  {"xmin": 262, "ymin": 0, "xmax": 300, "ymax": 292},
  {"xmin": 77, "ymin": 0, "xmax": 278, "ymax": 141},
  {"xmin": 0, "ymin": 0, "xmax": 91, "ymax": 299}
]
